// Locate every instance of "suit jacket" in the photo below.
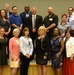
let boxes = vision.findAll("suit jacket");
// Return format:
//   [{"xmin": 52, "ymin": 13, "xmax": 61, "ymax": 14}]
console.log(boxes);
[
  {"xmin": 20, "ymin": 12, "xmax": 31, "ymax": 28},
  {"xmin": 64, "ymin": 37, "xmax": 74, "ymax": 57},
  {"xmin": 9, "ymin": 11, "xmax": 12, "ymax": 16},
  {"xmin": 29, "ymin": 15, "xmax": 43, "ymax": 39},
  {"xmin": 29, "ymin": 15, "xmax": 43, "ymax": 31}
]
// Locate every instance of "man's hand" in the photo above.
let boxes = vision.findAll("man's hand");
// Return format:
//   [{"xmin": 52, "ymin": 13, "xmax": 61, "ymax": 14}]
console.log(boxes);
[{"xmin": 32, "ymin": 28, "xmax": 36, "ymax": 33}]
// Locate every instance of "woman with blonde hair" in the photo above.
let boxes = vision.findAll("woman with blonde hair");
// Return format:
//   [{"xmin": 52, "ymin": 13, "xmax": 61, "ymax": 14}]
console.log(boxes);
[
  {"xmin": 9, "ymin": 28, "xmax": 20, "ymax": 75},
  {"xmin": 34, "ymin": 26, "xmax": 50, "ymax": 75}
]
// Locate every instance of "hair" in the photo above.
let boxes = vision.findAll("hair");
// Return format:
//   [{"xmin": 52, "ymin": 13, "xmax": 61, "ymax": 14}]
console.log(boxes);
[
  {"xmin": 68, "ymin": 7, "xmax": 73, "ymax": 11},
  {"xmin": 61, "ymin": 13, "xmax": 67, "ymax": 18},
  {"xmin": 38, "ymin": 26, "xmax": 46, "ymax": 35},
  {"xmin": 53, "ymin": 27, "xmax": 60, "ymax": 36},
  {"xmin": 5, "ymin": 3, "xmax": 10, "ymax": 6},
  {"xmin": 13, "ymin": 28, "xmax": 20, "ymax": 36},
  {"xmin": 24, "ymin": 5, "xmax": 30, "ymax": 9},
  {"xmin": 65, "ymin": 27, "xmax": 73, "ymax": 36},
  {"xmin": 0, "ymin": 27, "xmax": 5, "ymax": 31},
  {"xmin": 0, "ymin": 9, "xmax": 8, "ymax": 19},
  {"xmin": 22, "ymin": 27, "xmax": 30, "ymax": 36},
  {"xmin": 31, "ymin": 7, "xmax": 37, "ymax": 11},
  {"xmin": 12, "ymin": 6, "xmax": 17, "ymax": 10}
]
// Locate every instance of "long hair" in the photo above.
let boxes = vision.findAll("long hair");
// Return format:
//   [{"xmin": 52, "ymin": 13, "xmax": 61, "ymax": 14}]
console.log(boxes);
[{"xmin": 0, "ymin": 9, "xmax": 8, "ymax": 19}]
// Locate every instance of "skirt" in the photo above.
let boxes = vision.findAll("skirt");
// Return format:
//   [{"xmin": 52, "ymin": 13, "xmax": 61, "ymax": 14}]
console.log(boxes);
[
  {"xmin": 9, "ymin": 54, "xmax": 20, "ymax": 68},
  {"xmin": 62, "ymin": 57, "xmax": 74, "ymax": 75}
]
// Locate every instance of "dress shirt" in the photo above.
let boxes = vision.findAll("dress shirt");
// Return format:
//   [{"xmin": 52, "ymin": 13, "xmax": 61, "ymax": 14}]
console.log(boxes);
[
  {"xmin": 20, "ymin": 36, "xmax": 33, "ymax": 56},
  {"xmin": 7, "ymin": 11, "xmax": 9, "ymax": 18},
  {"xmin": 72, "ymin": 12, "xmax": 74, "ymax": 15},
  {"xmin": 67, "ymin": 15, "xmax": 74, "ymax": 30}
]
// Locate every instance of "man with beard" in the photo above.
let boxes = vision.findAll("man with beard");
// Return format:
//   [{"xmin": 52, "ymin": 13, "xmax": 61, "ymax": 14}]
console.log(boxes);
[
  {"xmin": 20, "ymin": 5, "xmax": 31, "ymax": 29},
  {"xmin": 43, "ymin": 7, "xmax": 58, "ymax": 39}
]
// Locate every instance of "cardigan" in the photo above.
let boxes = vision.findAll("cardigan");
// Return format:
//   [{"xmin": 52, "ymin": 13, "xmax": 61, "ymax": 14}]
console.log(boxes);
[{"xmin": 64, "ymin": 37, "xmax": 74, "ymax": 57}]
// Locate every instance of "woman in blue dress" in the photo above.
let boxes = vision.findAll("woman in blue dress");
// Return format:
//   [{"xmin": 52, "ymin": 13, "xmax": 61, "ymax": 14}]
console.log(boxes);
[{"xmin": 50, "ymin": 28, "xmax": 64, "ymax": 75}]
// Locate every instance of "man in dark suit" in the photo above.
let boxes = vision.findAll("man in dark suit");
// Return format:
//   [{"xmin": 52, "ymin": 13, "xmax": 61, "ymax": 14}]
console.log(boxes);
[
  {"xmin": 4, "ymin": 3, "xmax": 12, "ymax": 18},
  {"xmin": 20, "ymin": 5, "xmax": 31, "ymax": 29},
  {"xmin": 29, "ymin": 7, "xmax": 43, "ymax": 45},
  {"xmin": 29, "ymin": 7, "xmax": 43, "ymax": 60}
]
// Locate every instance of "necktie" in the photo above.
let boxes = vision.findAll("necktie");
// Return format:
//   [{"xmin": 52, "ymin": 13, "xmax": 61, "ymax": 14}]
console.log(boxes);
[
  {"xmin": 67, "ymin": 15, "xmax": 70, "ymax": 22},
  {"xmin": 32, "ymin": 15, "xmax": 36, "ymax": 28}
]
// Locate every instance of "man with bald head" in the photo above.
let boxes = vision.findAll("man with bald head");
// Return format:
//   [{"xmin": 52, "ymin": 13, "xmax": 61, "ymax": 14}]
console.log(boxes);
[
  {"xmin": 20, "ymin": 5, "xmax": 31, "ymax": 29},
  {"xmin": 43, "ymin": 7, "xmax": 58, "ymax": 39}
]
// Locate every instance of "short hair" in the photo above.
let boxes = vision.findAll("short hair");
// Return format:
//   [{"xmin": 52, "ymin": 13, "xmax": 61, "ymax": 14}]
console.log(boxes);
[
  {"xmin": 31, "ymin": 7, "xmax": 37, "ymax": 11},
  {"xmin": 5, "ymin": 3, "xmax": 10, "ymax": 6},
  {"xmin": 12, "ymin": 6, "xmax": 17, "ymax": 10},
  {"xmin": 53, "ymin": 27, "xmax": 60, "ymax": 36},
  {"xmin": 61, "ymin": 13, "xmax": 67, "ymax": 18},
  {"xmin": 38, "ymin": 26, "xmax": 46, "ymax": 35},
  {"xmin": 22, "ymin": 27, "xmax": 30, "ymax": 36},
  {"xmin": 13, "ymin": 28, "xmax": 20, "ymax": 36},
  {"xmin": 24, "ymin": 5, "xmax": 30, "ymax": 9},
  {"xmin": 68, "ymin": 7, "xmax": 73, "ymax": 11},
  {"xmin": 65, "ymin": 27, "xmax": 73, "ymax": 36}
]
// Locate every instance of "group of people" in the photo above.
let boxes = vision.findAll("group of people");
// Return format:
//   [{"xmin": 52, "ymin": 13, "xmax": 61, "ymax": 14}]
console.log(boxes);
[{"xmin": 0, "ymin": 3, "xmax": 74, "ymax": 75}]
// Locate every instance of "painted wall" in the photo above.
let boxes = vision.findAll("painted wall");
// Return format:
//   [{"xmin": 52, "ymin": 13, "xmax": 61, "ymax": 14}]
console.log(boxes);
[{"xmin": 0, "ymin": 0, "xmax": 74, "ymax": 20}]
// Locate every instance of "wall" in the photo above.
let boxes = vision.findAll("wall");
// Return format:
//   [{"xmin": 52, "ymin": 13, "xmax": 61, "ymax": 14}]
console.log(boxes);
[{"xmin": 0, "ymin": 0, "xmax": 74, "ymax": 20}]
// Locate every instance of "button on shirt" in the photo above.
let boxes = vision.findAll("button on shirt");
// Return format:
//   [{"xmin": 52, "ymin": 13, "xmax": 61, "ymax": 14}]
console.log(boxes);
[
  {"xmin": 20, "ymin": 36, "xmax": 33, "ymax": 55},
  {"xmin": 32, "ymin": 15, "xmax": 36, "ymax": 28}
]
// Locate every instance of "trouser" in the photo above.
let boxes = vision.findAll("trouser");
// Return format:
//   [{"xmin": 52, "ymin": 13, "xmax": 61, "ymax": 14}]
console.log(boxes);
[{"xmin": 20, "ymin": 53, "xmax": 31, "ymax": 75}]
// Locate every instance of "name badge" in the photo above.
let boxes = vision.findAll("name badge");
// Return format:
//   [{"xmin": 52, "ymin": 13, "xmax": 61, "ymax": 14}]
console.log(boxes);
[{"xmin": 49, "ymin": 18, "xmax": 53, "ymax": 21}]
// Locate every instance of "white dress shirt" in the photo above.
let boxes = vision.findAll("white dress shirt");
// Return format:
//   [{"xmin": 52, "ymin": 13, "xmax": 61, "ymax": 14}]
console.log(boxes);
[
  {"xmin": 20, "ymin": 36, "xmax": 33, "ymax": 56},
  {"xmin": 67, "ymin": 15, "xmax": 74, "ymax": 30}
]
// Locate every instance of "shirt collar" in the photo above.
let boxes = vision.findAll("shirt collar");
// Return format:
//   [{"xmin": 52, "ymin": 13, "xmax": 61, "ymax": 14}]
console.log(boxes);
[
  {"xmin": 12, "ymin": 14, "xmax": 18, "ymax": 17},
  {"xmin": 60, "ymin": 22, "xmax": 67, "ymax": 25}
]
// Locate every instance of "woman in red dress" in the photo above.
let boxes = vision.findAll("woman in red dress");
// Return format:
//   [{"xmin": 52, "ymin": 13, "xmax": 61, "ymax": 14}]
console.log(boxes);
[{"xmin": 62, "ymin": 27, "xmax": 74, "ymax": 75}]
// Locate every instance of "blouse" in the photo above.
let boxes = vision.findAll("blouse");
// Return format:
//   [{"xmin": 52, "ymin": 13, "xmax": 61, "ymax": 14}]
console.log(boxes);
[{"xmin": 20, "ymin": 36, "xmax": 33, "ymax": 56}]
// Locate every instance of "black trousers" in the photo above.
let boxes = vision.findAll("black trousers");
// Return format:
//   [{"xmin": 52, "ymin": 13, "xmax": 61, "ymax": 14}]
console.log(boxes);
[{"xmin": 20, "ymin": 53, "xmax": 31, "ymax": 75}]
